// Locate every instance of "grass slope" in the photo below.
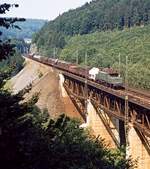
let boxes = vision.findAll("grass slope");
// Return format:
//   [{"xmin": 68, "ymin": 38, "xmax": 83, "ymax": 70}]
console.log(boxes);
[{"xmin": 60, "ymin": 26, "xmax": 150, "ymax": 90}]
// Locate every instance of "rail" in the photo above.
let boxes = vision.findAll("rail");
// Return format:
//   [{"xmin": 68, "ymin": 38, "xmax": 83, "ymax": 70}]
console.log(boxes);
[{"xmin": 27, "ymin": 56, "xmax": 150, "ymax": 110}]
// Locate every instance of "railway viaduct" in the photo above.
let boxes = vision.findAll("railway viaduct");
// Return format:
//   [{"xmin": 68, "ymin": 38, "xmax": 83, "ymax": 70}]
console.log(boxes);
[{"xmin": 29, "ymin": 57, "xmax": 150, "ymax": 169}]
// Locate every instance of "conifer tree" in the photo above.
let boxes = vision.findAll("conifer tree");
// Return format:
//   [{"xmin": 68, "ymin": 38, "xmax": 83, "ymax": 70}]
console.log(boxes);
[{"xmin": 0, "ymin": 2, "xmax": 25, "ymax": 60}]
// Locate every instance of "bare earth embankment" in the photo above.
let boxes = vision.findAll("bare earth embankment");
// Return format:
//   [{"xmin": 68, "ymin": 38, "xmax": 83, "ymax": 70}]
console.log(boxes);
[{"xmin": 10, "ymin": 57, "xmax": 82, "ymax": 119}]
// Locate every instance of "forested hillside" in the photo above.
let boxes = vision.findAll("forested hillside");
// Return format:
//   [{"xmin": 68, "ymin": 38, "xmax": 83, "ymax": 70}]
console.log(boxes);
[
  {"xmin": 60, "ymin": 26, "xmax": 150, "ymax": 90},
  {"xmin": 33, "ymin": 0, "xmax": 150, "ymax": 90},
  {"xmin": 33, "ymin": 0, "xmax": 150, "ymax": 54},
  {"xmin": 1, "ymin": 19, "xmax": 46, "ymax": 39}
]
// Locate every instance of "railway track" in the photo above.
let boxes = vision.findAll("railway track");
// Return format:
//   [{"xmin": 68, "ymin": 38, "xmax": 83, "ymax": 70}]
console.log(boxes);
[
  {"xmin": 117, "ymin": 87, "xmax": 150, "ymax": 108},
  {"xmin": 27, "ymin": 55, "xmax": 150, "ymax": 109},
  {"xmin": 122, "ymin": 84, "xmax": 150, "ymax": 97},
  {"xmin": 127, "ymin": 87, "xmax": 150, "ymax": 99}
]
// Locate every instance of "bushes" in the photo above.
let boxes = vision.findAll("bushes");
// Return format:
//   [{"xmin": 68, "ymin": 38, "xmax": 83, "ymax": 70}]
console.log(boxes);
[{"xmin": 0, "ymin": 57, "xmax": 136, "ymax": 169}]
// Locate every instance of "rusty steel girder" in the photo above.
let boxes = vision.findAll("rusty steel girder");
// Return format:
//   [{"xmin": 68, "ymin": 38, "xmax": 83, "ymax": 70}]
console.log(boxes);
[{"xmin": 63, "ymin": 74, "xmax": 150, "ymax": 139}]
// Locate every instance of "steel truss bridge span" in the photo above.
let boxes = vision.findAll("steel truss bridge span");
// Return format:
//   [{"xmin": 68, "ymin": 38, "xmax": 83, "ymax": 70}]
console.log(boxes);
[
  {"xmin": 63, "ymin": 71, "xmax": 150, "ymax": 137},
  {"xmin": 28, "ymin": 56, "xmax": 150, "ymax": 150}
]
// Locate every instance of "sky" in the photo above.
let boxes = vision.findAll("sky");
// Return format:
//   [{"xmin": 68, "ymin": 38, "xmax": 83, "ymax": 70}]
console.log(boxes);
[{"xmin": 1, "ymin": 0, "xmax": 92, "ymax": 20}]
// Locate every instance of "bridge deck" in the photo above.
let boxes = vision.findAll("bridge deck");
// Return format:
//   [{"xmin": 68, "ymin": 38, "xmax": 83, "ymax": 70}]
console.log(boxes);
[
  {"xmin": 62, "ymin": 71, "xmax": 150, "ymax": 111},
  {"xmin": 27, "ymin": 56, "xmax": 150, "ymax": 138}
]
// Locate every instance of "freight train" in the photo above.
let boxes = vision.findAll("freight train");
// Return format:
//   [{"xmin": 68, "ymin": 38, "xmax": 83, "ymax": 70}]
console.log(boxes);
[{"xmin": 28, "ymin": 54, "xmax": 123, "ymax": 88}]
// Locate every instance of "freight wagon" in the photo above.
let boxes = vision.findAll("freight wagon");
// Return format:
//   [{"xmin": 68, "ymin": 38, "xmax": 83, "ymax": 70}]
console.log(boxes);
[{"xmin": 28, "ymin": 55, "xmax": 123, "ymax": 89}]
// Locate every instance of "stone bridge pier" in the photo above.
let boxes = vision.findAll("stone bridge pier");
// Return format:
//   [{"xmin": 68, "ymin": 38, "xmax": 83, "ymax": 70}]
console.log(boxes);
[
  {"xmin": 84, "ymin": 99, "xmax": 150, "ymax": 169},
  {"xmin": 127, "ymin": 124, "xmax": 150, "ymax": 169},
  {"xmin": 86, "ymin": 99, "xmax": 119, "ymax": 148}
]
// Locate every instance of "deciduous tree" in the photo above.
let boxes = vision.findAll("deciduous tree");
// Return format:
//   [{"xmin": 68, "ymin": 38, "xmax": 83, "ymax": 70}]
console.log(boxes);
[{"xmin": 0, "ymin": 2, "xmax": 25, "ymax": 60}]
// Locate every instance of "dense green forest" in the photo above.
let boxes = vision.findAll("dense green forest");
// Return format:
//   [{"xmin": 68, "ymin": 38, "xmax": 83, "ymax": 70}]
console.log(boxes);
[
  {"xmin": 33, "ymin": 0, "xmax": 150, "ymax": 90},
  {"xmin": 0, "ymin": 51, "xmax": 24, "ymax": 78},
  {"xmin": 60, "ymin": 26, "xmax": 150, "ymax": 90},
  {"xmin": 0, "ymin": 86, "xmax": 136, "ymax": 169},
  {"xmin": 33, "ymin": 0, "xmax": 150, "ymax": 51},
  {"xmin": 1, "ymin": 19, "xmax": 46, "ymax": 39}
]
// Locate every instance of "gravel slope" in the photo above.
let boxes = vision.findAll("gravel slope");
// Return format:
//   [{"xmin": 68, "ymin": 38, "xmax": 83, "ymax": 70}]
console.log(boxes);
[{"xmin": 10, "ymin": 58, "xmax": 82, "ymax": 119}]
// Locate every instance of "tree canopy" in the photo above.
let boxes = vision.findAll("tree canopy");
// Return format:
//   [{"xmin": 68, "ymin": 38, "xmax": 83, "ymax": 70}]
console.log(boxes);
[
  {"xmin": 33, "ymin": 0, "xmax": 150, "ymax": 54},
  {"xmin": 0, "ymin": 2, "xmax": 25, "ymax": 60},
  {"xmin": 0, "ymin": 84, "xmax": 136, "ymax": 169},
  {"xmin": 60, "ymin": 26, "xmax": 150, "ymax": 90}
]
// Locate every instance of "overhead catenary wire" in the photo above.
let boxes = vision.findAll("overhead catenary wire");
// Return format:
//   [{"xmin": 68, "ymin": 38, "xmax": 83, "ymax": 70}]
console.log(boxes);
[
  {"xmin": 125, "ymin": 55, "xmax": 129, "ymax": 150},
  {"xmin": 84, "ymin": 52, "xmax": 88, "ymax": 121}
]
